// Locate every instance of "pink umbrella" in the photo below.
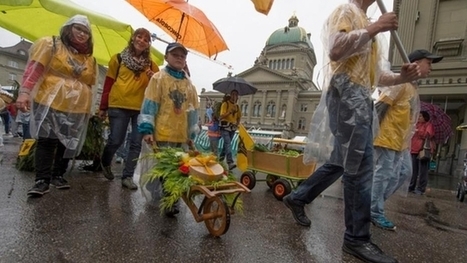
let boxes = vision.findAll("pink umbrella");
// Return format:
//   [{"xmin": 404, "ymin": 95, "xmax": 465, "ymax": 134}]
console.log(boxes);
[{"xmin": 420, "ymin": 101, "xmax": 453, "ymax": 144}]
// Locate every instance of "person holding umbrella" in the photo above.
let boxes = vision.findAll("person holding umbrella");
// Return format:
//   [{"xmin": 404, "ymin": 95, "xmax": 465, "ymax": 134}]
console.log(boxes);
[
  {"xmin": 219, "ymin": 90, "xmax": 241, "ymax": 171},
  {"xmin": 409, "ymin": 111, "xmax": 435, "ymax": 195},
  {"xmin": 15, "ymin": 15, "xmax": 98, "ymax": 197}
]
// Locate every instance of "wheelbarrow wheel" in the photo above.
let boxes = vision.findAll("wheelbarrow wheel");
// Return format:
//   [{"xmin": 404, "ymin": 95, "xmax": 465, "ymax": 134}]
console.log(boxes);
[
  {"xmin": 240, "ymin": 171, "xmax": 256, "ymax": 190},
  {"xmin": 266, "ymin": 174, "xmax": 278, "ymax": 188},
  {"xmin": 272, "ymin": 178, "xmax": 292, "ymax": 201},
  {"xmin": 203, "ymin": 197, "xmax": 231, "ymax": 237}
]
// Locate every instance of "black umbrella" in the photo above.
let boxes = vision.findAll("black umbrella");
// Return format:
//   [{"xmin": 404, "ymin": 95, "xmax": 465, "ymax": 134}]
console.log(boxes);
[{"xmin": 212, "ymin": 76, "xmax": 257, "ymax": 96}]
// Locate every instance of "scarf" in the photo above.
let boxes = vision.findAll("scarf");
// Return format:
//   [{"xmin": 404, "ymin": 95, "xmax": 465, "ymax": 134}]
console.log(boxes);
[
  {"xmin": 165, "ymin": 66, "xmax": 186, "ymax": 80},
  {"xmin": 70, "ymin": 38, "xmax": 90, "ymax": 54},
  {"xmin": 120, "ymin": 47, "xmax": 151, "ymax": 77}
]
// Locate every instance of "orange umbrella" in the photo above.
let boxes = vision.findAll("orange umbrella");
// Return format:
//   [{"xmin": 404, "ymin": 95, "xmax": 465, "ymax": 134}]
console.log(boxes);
[
  {"xmin": 127, "ymin": 0, "xmax": 228, "ymax": 58},
  {"xmin": 251, "ymin": 0, "xmax": 274, "ymax": 15}
]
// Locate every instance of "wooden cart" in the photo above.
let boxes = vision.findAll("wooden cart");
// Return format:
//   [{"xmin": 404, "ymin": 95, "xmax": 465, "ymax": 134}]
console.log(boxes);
[
  {"xmin": 181, "ymin": 181, "xmax": 250, "ymax": 236},
  {"xmin": 240, "ymin": 138, "xmax": 316, "ymax": 201}
]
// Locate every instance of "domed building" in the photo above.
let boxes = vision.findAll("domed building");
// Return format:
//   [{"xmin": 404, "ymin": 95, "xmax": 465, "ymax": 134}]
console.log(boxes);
[{"xmin": 199, "ymin": 15, "xmax": 322, "ymax": 138}]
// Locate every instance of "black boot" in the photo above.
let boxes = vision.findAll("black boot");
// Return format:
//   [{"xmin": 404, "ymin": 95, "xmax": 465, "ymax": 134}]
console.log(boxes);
[{"xmin": 83, "ymin": 156, "xmax": 102, "ymax": 172}]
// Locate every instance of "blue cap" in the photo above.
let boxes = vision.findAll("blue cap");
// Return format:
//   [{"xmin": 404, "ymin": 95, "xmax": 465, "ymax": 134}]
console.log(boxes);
[
  {"xmin": 408, "ymin": 49, "xmax": 443, "ymax": 63},
  {"xmin": 165, "ymin": 42, "xmax": 188, "ymax": 55}
]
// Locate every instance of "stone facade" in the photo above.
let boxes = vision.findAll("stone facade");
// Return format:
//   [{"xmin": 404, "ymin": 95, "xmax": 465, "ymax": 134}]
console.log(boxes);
[{"xmin": 199, "ymin": 16, "xmax": 321, "ymax": 139}]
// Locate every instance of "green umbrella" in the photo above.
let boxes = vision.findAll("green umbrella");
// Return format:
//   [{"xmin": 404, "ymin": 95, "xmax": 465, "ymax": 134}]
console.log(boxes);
[{"xmin": 0, "ymin": 0, "xmax": 164, "ymax": 66}]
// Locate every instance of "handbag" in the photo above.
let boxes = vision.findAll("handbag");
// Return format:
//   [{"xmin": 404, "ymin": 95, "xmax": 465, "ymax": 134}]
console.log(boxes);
[{"xmin": 418, "ymin": 138, "xmax": 431, "ymax": 161}]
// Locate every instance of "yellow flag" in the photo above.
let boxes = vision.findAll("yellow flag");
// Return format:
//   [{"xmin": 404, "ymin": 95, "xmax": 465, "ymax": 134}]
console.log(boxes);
[
  {"xmin": 18, "ymin": 139, "xmax": 36, "ymax": 157},
  {"xmin": 237, "ymin": 124, "xmax": 254, "ymax": 171},
  {"xmin": 251, "ymin": 0, "xmax": 274, "ymax": 15}
]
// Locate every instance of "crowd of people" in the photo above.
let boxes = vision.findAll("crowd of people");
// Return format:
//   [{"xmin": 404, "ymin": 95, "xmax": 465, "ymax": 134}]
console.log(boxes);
[{"xmin": 1, "ymin": 1, "xmax": 445, "ymax": 262}]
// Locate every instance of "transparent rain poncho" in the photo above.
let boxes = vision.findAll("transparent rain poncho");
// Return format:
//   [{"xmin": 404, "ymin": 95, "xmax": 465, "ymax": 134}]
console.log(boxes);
[
  {"xmin": 136, "ymin": 68, "xmax": 199, "ymax": 201},
  {"xmin": 303, "ymin": 1, "xmax": 402, "ymax": 174},
  {"xmin": 24, "ymin": 15, "xmax": 98, "ymax": 158}
]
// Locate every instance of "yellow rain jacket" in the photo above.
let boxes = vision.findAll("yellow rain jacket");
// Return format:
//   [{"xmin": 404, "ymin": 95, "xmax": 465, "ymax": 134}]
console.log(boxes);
[{"xmin": 374, "ymin": 82, "xmax": 419, "ymax": 151}]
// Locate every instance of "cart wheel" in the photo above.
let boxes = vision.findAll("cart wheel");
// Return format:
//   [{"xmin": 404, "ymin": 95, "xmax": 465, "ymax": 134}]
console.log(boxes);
[
  {"xmin": 272, "ymin": 178, "xmax": 292, "ymax": 201},
  {"xmin": 266, "ymin": 174, "xmax": 278, "ymax": 188},
  {"xmin": 203, "ymin": 197, "xmax": 231, "ymax": 237},
  {"xmin": 459, "ymin": 184, "xmax": 466, "ymax": 202},
  {"xmin": 240, "ymin": 171, "xmax": 256, "ymax": 190}
]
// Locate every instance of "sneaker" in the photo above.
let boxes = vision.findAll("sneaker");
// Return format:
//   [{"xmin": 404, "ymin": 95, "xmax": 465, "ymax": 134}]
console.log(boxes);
[
  {"xmin": 343, "ymin": 242, "xmax": 398, "ymax": 263},
  {"xmin": 228, "ymin": 163, "xmax": 237, "ymax": 170},
  {"xmin": 50, "ymin": 176, "xmax": 70, "ymax": 189},
  {"xmin": 371, "ymin": 217, "xmax": 396, "ymax": 231},
  {"xmin": 3, "ymin": 132, "xmax": 13, "ymax": 137},
  {"xmin": 101, "ymin": 165, "xmax": 115, "ymax": 180},
  {"xmin": 122, "ymin": 178, "xmax": 138, "ymax": 190},
  {"xmin": 283, "ymin": 194, "xmax": 311, "ymax": 226},
  {"xmin": 27, "ymin": 180, "xmax": 50, "ymax": 197},
  {"xmin": 83, "ymin": 162, "xmax": 102, "ymax": 172},
  {"xmin": 414, "ymin": 189, "xmax": 425, "ymax": 195},
  {"xmin": 164, "ymin": 206, "xmax": 180, "ymax": 217},
  {"xmin": 115, "ymin": 157, "xmax": 124, "ymax": 164}
]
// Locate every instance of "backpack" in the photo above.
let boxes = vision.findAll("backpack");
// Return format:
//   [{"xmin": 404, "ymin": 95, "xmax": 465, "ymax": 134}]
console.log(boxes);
[
  {"xmin": 213, "ymin": 101, "xmax": 240, "ymax": 121},
  {"xmin": 212, "ymin": 101, "xmax": 223, "ymax": 121}
]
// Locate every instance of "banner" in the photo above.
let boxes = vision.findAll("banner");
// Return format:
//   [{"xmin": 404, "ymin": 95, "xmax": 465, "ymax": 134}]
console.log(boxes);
[
  {"xmin": 237, "ymin": 124, "xmax": 254, "ymax": 171},
  {"xmin": 18, "ymin": 139, "xmax": 36, "ymax": 157}
]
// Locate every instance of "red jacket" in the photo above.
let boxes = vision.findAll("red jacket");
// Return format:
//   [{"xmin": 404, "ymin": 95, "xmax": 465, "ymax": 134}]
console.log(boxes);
[
  {"xmin": 6, "ymin": 103, "xmax": 16, "ymax": 117},
  {"xmin": 410, "ymin": 121, "xmax": 435, "ymax": 154}
]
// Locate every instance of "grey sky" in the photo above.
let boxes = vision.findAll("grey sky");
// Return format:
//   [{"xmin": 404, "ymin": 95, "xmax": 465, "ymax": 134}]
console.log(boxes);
[{"xmin": 0, "ymin": 0, "xmax": 393, "ymax": 93}]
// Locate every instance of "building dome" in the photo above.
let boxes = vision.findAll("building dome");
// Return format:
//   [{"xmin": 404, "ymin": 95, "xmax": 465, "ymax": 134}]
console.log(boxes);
[{"xmin": 265, "ymin": 15, "xmax": 314, "ymax": 49}]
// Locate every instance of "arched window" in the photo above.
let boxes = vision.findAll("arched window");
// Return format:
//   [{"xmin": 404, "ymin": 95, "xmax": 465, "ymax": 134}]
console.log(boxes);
[
  {"xmin": 273, "ymin": 60, "xmax": 277, "ymax": 70},
  {"xmin": 290, "ymin": 58, "xmax": 295, "ymax": 69},
  {"xmin": 268, "ymin": 60, "xmax": 273, "ymax": 68},
  {"xmin": 286, "ymin": 59, "xmax": 290, "ymax": 69},
  {"xmin": 272, "ymin": 104, "xmax": 276, "ymax": 117},
  {"xmin": 267, "ymin": 101, "xmax": 275, "ymax": 117},
  {"xmin": 281, "ymin": 104, "xmax": 287, "ymax": 118},
  {"xmin": 298, "ymin": 118, "xmax": 306, "ymax": 130},
  {"xmin": 254, "ymin": 101, "xmax": 262, "ymax": 117},
  {"xmin": 241, "ymin": 101, "xmax": 248, "ymax": 116}
]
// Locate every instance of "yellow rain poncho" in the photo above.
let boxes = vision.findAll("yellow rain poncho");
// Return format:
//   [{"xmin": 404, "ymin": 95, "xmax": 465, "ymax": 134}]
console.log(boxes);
[
  {"xmin": 303, "ymin": 1, "xmax": 406, "ymax": 174},
  {"xmin": 26, "ymin": 15, "xmax": 98, "ymax": 158}
]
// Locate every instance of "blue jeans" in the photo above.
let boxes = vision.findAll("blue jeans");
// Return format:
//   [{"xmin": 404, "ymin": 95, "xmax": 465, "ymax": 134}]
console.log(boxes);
[
  {"xmin": 116, "ymin": 131, "xmax": 131, "ymax": 159},
  {"xmin": 220, "ymin": 129, "xmax": 235, "ymax": 164},
  {"xmin": 409, "ymin": 153, "xmax": 429, "ymax": 192},
  {"xmin": 101, "ymin": 108, "xmax": 142, "ymax": 179},
  {"xmin": 290, "ymin": 124, "xmax": 374, "ymax": 245},
  {"xmin": 1, "ymin": 111, "xmax": 10, "ymax": 133},
  {"xmin": 22, "ymin": 123, "xmax": 31, "ymax": 139},
  {"xmin": 371, "ymin": 147, "xmax": 411, "ymax": 219}
]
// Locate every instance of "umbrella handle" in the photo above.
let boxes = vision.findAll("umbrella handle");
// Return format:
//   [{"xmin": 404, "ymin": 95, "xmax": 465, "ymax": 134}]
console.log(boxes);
[{"xmin": 375, "ymin": 0, "xmax": 410, "ymax": 64}]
